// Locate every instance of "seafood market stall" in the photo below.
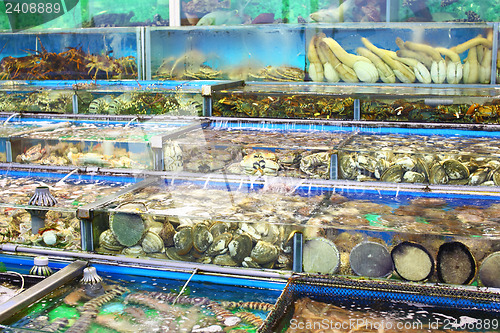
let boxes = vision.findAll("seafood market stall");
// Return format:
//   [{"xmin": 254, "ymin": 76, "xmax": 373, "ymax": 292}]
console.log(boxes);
[{"xmin": 1, "ymin": 1, "xmax": 500, "ymax": 331}]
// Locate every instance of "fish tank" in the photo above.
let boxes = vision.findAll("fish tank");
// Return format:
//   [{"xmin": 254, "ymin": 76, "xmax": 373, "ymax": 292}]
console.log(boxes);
[
  {"xmin": 163, "ymin": 120, "xmax": 352, "ymax": 178},
  {"xmin": 180, "ymin": 0, "xmax": 386, "ymax": 25},
  {"xmin": 9, "ymin": 117, "xmax": 200, "ymax": 170},
  {"xmin": 148, "ymin": 25, "xmax": 305, "ymax": 81},
  {"xmin": 73, "ymin": 80, "xmax": 207, "ymax": 115},
  {"xmin": 84, "ymin": 0, "xmax": 170, "ymax": 27},
  {"xmin": 394, "ymin": 0, "xmax": 500, "ymax": 23},
  {"xmin": 360, "ymin": 85, "xmax": 500, "ymax": 123},
  {"xmin": 80, "ymin": 175, "xmax": 500, "ymax": 286},
  {"xmin": 0, "ymin": 116, "xmax": 59, "ymax": 162},
  {"xmin": 0, "ymin": 29, "xmax": 140, "ymax": 81},
  {"xmin": 261, "ymin": 275, "xmax": 500, "ymax": 333},
  {"xmin": 0, "ymin": 253, "xmax": 284, "ymax": 332},
  {"xmin": 212, "ymin": 83, "xmax": 356, "ymax": 120},
  {"xmin": 306, "ymin": 23, "xmax": 494, "ymax": 84},
  {"xmin": 0, "ymin": 169, "xmax": 135, "ymax": 251},
  {"xmin": 337, "ymin": 127, "xmax": 500, "ymax": 186},
  {"xmin": 0, "ymin": 80, "xmax": 208, "ymax": 115}
]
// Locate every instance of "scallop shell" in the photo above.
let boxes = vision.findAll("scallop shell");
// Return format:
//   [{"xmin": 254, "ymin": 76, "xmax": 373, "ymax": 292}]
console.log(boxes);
[{"xmin": 99, "ymin": 229, "xmax": 125, "ymax": 251}]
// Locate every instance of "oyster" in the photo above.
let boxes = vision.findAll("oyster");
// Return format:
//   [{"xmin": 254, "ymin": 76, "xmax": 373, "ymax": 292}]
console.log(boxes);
[
  {"xmin": 193, "ymin": 224, "xmax": 214, "ymax": 253},
  {"xmin": 250, "ymin": 241, "xmax": 279, "ymax": 265},
  {"xmin": 380, "ymin": 164, "xmax": 404, "ymax": 183},
  {"xmin": 173, "ymin": 226, "xmax": 193, "ymax": 255},
  {"xmin": 99, "ymin": 229, "xmax": 125, "ymax": 251},
  {"xmin": 141, "ymin": 231, "xmax": 164, "ymax": 253},
  {"xmin": 206, "ymin": 232, "xmax": 232, "ymax": 256},
  {"xmin": 228, "ymin": 234, "xmax": 253, "ymax": 263},
  {"xmin": 442, "ymin": 159, "xmax": 469, "ymax": 180}
]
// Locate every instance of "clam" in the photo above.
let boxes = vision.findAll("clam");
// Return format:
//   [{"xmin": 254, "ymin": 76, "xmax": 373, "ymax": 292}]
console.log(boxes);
[
  {"xmin": 380, "ymin": 164, "xmax": 404, "ymax": 183},
  {"xmin": 206, "ymin": 232, "xmax": 233, "ymax": 256},
  {"xmin": 429, "ymin": 163, "xmax": 449, "ymax": 185},
  {"xmin": 141, "ymin": 231, "xmax": 164, "ymax": 253},
  {"xmin": 250, "ymin": 241, "xmax": 279, "ymax": 265},
  {"xmin": 213, "ymin": 254, "xmax": 238, "ymax": 267},
  {"xmin": 122, "ymin": 245, "xmax": 146, "ymax": 257},
  {"xmin": 356, "ymin": 154, "xmax": 377, "ymax": 174},
  {"xmin": 492, "ymin": 169, "xmax": 500, "ymax": 186},
  {"xmin": 394, "ymin": 156, "xmax": 416, "ymax": 171},
  {"xmin": 469, "ymin": 168, "xmax": 490, "ymax": 186},
  {"xmin": 442, "ymin": 159, "xmax": 469, "ymax": 180},
  {"xmin": 173, "ymin": 226, "xmax": 193, "ymax": 255},
  {"xmin": 210, "ymin": 222, "xmax": 229, "ymax": 238},
  {"xmin": 415, "ymin": 157, "xmax": 429, "ymax": 182},
  {"xmin": 165, "ymin": 247, "xmax": 195, "ymax": 262},
  {"xmin": 374, "ymin": 159, "xmax": 391, "ymax": 179},
  {"xmin": 242, "ymin": 257, "xmax": 261, "ymax": 269},
  {"xmin": 193, "ymin": 224, "xmax": 214, "ymax": 253},
  {"xmin": 99, "ymin": 229, "xmax": 124, "ymax": 251},
  {"xmin": 403, "ymin": 171, "xmax": 425, "ymax": 183},
  {"xmin": 228, "ymin": 234, "xmax": 253, "ymax": 263}
]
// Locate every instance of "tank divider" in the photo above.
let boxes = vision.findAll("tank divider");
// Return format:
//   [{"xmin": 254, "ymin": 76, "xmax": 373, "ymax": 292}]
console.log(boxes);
[{"xmin": 0, "ymin": 260, "xmax": 87, "ymax": 323}]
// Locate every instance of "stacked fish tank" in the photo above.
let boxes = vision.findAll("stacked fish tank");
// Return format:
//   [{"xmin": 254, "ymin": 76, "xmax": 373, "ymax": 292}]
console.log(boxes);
[{"xmin": 0, "ymin": 1, "xmax": 500, "ymax": 331}]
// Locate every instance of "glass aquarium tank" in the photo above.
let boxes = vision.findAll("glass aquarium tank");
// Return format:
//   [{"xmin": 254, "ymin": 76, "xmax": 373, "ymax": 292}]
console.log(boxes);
[
  {"xmin": 0, "ymin": 28, "xmax": 139, "ymax": 80},
  {"xmin": 212, "ymin": 83, "xmax": 356, "ymax": 120},
  {"xmin": 80, "ymin": 175, "xmax": 500, "ymax": 285},
  {"xmin": 180, "ymin": 0, "xmax": 386, "ymax": 26},
  {"xmin": 0, "ymin": 116, "xmax": 59, "ymax": 162},
  {"xmin": 163, "ymin": 120, "xmax": 352, "ymax": 178},
  {"xmin": 394, "ymin": 0, "xmax": 500, "ymax": 23},
  {"xmin": 148, "ymin": 25, "xmax": 304, "ymax": 81},
  {"xmin": 75, "ymin": 80, "xmax": 205, "ymax": 115},
  {"xmin": 0, "ymin": 253, "xmax": 283, "ymax": 332},
  {"xmin": 305, "ymin": 23, "xmax": 494, "ymax": 84},
  {"xmin": 261, "ymin": 275, "xmax": 500, "ymax": 332},
  {"xmin": 0, "ymin": 170, "xmax": 135, "ymax": 251},
  {"xmin": 9, "ymin": 118, "xmax": 198, "ymax": 170},
  {"xmin": 85, "ymin": 0, "xmax": 169, "ymax": 27},
  {"xmin": 360, "ymin": 85, "xmax": 500, "ymax": 123},
  {"xmin": 337, "ymin": 127, "xmax": 500, "ymax": 186}
]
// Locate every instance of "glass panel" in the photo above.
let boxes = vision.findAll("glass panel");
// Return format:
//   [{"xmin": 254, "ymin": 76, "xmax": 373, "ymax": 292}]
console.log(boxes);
[
  {"xmin": 0, "ymin": 28, "xmax": 139, "ymax": 80},
  {"xmin": 0, "ymin": 171, "xmax": 133, "ymax": 250},
  {"xmin": 150, "ymin": 26, "xmax": 305, "ymax": 81},
  {"xmin": 10, "ymin": 118, "xmax": 197, "ymax": 169},
  {"xmin": 86, "ymin": 0, "xmax": 169, "ymax": 27},
  {"xmin": 167, "ymin": 121, "xmax": 351, "ymax": 178},
  {"xmin": 395, "ymin": 0, "xmax": 500, "ymax": 22},
  {"xmin": 338, "ymin": 128, "xmax": 500, "ymax": 186},
  {"xmin": 306, "ymin": 23, "xmax": 494, "ymax": 85}
]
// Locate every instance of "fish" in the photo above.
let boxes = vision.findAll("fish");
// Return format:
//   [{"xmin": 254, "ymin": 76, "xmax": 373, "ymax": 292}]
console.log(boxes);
[
  {"xmin": 309, "ymin": 0, "xmax": 354, "ymax": 22},
  {"xmin": 197, "ymin": 10, "xmax": 243, "ymax": 25}
]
